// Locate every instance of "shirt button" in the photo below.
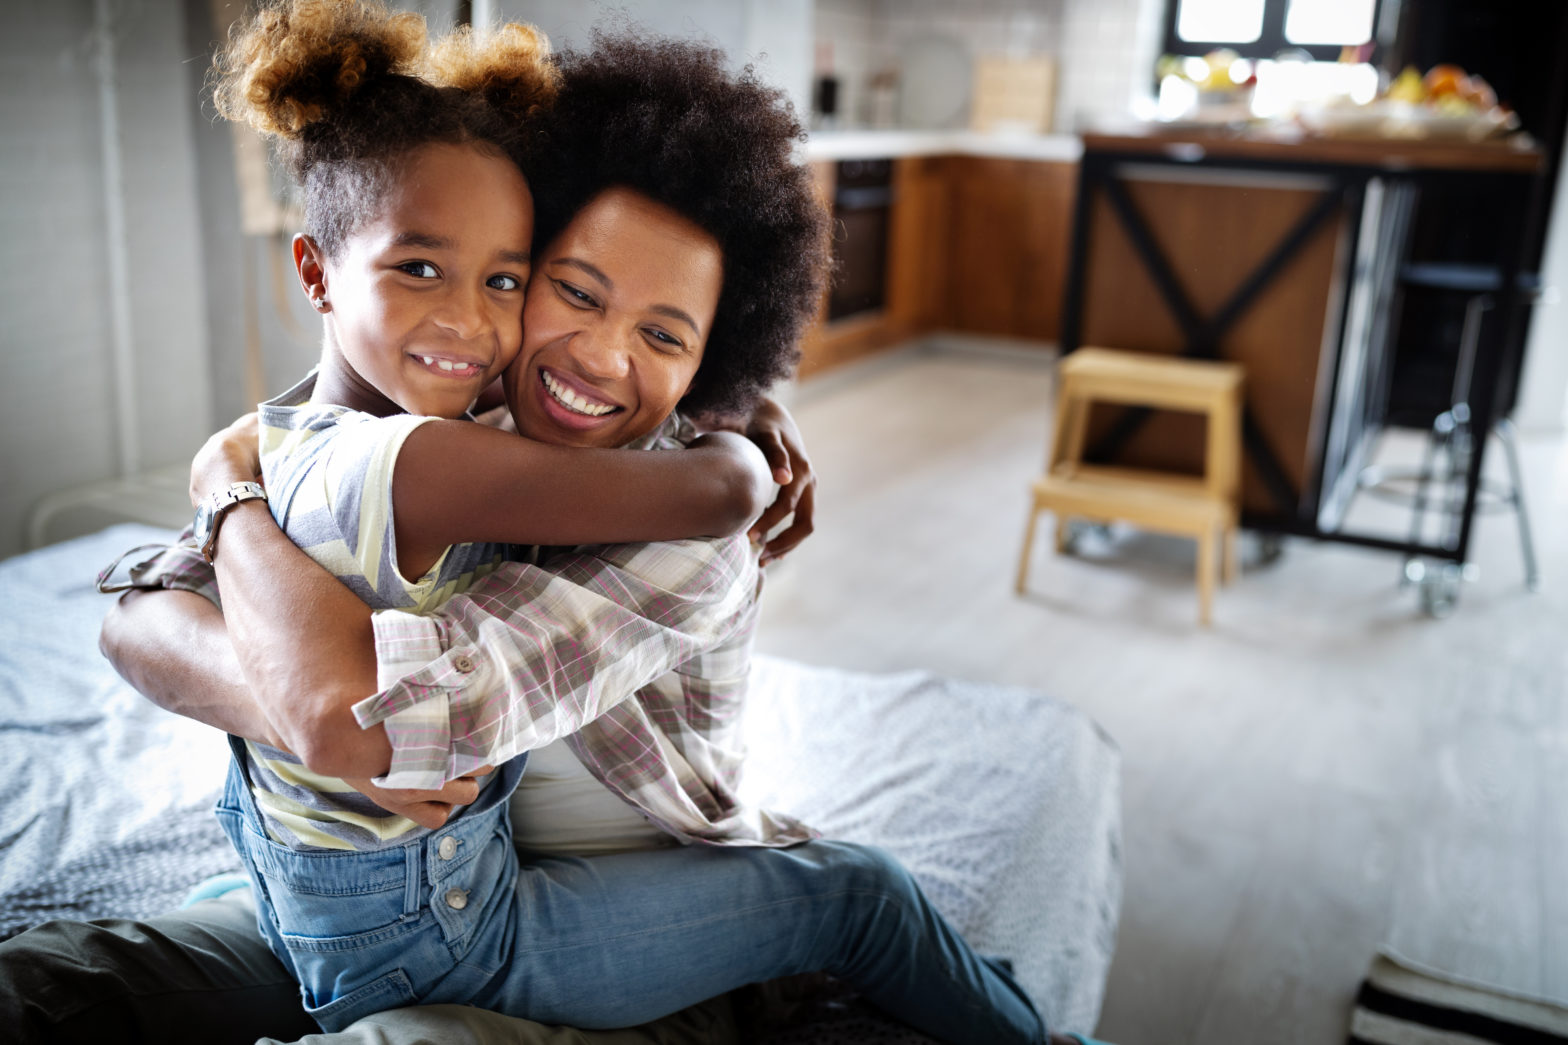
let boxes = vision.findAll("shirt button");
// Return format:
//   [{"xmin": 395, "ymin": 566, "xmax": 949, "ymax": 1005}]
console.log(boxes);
[
  {"xmin": 444, "ymin": 887, "xmax": 468, "ymax": 910},
  {"xmin": 451, "ymin": 654, "xmax": 475, "ymax": 674},
  {"xmin": 437, "ymin": 836, "xmax": 458, "ymax": 860}
]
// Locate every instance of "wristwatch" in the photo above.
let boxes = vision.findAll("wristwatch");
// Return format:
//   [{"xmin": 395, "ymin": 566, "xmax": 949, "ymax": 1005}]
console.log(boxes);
[{"xmin": 193, "ymin": 481, "xmax": 268, "ymax": 563}]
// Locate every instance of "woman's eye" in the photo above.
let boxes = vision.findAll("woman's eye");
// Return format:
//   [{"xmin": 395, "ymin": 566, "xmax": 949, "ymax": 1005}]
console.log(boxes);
[
  {"xmin": 645, "ymin": 328, "xmax": 684, "ymax": 352},
  {"xmin": 399, "ymin": 261, "xmax": 439, "ymax": 279},
  {"xmin": 554, "ymin": 279, "xmax": 596, "ymax": 307},
  {"xmin": 487, "ymin": 274, "xmax": 522, "ymax": 291}
]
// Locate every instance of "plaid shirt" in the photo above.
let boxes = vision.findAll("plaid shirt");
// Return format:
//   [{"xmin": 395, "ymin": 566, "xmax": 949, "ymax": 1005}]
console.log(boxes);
[{"xmin": 111, "ymin": 535, "xmax": 815, "ymax": 849}]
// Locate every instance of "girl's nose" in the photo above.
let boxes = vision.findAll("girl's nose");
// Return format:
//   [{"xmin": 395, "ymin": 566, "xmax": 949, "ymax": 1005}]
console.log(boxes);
[{"xmin": 435, "ymin": 284, "xmax": 490, "ymax": 340}]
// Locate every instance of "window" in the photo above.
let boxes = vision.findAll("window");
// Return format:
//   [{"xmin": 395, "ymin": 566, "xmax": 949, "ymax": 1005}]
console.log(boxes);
[{"xmin": 1164, "ymin": 0, "xmax": 1384, "ymax": 62}]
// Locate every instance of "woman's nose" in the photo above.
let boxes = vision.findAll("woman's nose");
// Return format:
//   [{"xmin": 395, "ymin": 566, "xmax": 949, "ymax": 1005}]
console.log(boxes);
[{"xmin": 571, "ymin": 326, "xmax": 632, "ymax": 379}]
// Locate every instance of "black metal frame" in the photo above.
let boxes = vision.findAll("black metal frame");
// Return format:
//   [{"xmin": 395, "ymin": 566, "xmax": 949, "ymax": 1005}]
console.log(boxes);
[
  {"xmin": 1161, "ymin": 0, "xmax": 1387, "ymax": 63},
  {"xmin": 1058, "ymin": 139, "xmax": 1541, "ymax": 567}
]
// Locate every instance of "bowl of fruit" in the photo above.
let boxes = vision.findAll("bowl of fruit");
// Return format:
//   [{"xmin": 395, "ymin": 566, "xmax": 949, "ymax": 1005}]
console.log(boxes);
[{"xmin": 1306, "ymin": 64, "xmax": 1520, "ymax": 141}]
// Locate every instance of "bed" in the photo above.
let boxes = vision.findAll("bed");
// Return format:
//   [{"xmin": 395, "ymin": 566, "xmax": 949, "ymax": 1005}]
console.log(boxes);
[{"xmin": 0, "ymin": 523, "xmax": 1123, "ymax": 1041}]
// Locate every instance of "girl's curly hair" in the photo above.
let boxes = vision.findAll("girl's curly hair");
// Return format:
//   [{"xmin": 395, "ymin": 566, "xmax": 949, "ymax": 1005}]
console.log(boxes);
[
  {"xmin": 523, "ymin": 32, "xmax": 831, "ymax": 419},
  {"xmin": 212, "ymin": 0, "xmax": 556, "ymax": 259}
]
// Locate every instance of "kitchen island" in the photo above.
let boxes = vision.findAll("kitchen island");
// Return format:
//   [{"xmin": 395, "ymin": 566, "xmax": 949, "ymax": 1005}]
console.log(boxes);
[{"xmin": 1060, "ymin": 127, "xmax": 1545, "ymax": 589}]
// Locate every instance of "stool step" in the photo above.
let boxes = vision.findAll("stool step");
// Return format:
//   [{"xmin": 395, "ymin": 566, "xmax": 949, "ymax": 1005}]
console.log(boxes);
[
  {"xmin": 1034, "ymin": 465, "xmax": 1231, "ymax": 536},
  {"xmin": 1061, "ymin": 348, "xmax": 1243, "ymax": 413}
]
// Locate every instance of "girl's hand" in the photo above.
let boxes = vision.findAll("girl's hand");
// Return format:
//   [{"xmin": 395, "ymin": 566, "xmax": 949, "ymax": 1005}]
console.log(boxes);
[
  {"xmin": 190, "ymin": 413, "xmax": 263, "ymax": 506},
  {"xmin": 743, "ymin": 397, "xmax": 816, "ymax": 565},
  {"xmin": 344, "ymin": 768, "xmax": 493, "ymax": 831}
]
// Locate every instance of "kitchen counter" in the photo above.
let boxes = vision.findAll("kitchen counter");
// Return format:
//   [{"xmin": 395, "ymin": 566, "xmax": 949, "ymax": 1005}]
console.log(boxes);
[
  {"xmin": 805, "ymin": 128, "xmax": 1082, "ymax": 163},
  {"xmin": 1081, "ymin": 127, "xmax": 1542, "ymax": 174}
]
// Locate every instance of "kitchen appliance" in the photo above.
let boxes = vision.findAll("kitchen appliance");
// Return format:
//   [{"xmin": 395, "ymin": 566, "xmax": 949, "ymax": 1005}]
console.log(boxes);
[{"xmin": 827, "ymin": 158, "xmax": 894, "ymax": 322}]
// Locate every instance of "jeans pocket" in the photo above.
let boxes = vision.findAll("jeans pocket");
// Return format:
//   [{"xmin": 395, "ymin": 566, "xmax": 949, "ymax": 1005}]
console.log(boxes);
[{"xmin": 304, "ymin": 966, "xmax": 419, "ymax": 1033}]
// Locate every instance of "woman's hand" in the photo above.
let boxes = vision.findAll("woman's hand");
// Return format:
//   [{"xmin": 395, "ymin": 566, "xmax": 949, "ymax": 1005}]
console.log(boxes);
[
  {"xmin": 742, "ymin": 397, "xmax": 816, "ymax": 565},
  {"xmin": 191, "ymin": 412, "xmax": 263, "ymax": 505},
  {"xmin": 343, "ymin": 768, "xmax": 494, "ymax": 831}
]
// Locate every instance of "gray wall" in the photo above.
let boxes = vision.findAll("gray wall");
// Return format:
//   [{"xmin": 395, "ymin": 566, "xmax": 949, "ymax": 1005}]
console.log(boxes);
[
  {"xmin": 0, "ymin": 0, "xmax": 214, "ymax": 559},
  {"xmin": 494, "ymin": 0, "xmax": 813, "ymax": 120}
]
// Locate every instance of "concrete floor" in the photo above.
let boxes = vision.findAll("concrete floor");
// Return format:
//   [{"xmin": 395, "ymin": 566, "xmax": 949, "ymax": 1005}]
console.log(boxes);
[{"xmin": 755, "ymin": 342, "xmax": 1568, "ymax": 1044}]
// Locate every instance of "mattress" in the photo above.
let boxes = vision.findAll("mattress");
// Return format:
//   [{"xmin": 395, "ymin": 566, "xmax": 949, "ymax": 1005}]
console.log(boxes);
[{"xmin": 0, "ymin": 524, "xmax": 1122, "ymax": 1036}]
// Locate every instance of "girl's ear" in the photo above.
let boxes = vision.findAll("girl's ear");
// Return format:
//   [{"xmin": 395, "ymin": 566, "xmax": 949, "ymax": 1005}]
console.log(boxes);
[{"xmin": 293, "ymin": 234, "xmax": 331, "ymax": 313}]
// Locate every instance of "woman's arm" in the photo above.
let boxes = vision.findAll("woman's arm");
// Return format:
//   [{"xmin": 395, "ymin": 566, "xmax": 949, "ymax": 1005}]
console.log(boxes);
[
  {"xmin": 100, "ymin": 587, "xmax": 286, "ymax": 747},
  {"xmin": 100, "ymin": 587, "xmax": 478, "ymax": 829},
  {"xmin": 391, "ymin": 422, "xmax": 771, "ymax": 580}
]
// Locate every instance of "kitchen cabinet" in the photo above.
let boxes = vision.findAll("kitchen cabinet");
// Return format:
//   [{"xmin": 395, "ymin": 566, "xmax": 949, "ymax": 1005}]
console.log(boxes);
[
  {"xmin": 945, "ymin": 157, "xmax": 1076, "ymax": 342},
  {"xmin": 798, "ymin": 152, "xmax": 1078, "ymax": 376}
]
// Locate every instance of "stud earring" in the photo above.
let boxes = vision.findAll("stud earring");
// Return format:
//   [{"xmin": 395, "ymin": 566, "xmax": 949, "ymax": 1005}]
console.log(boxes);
[{"xmin": 314, "ymin": 297, "xmax": 330, "ymax": 312}]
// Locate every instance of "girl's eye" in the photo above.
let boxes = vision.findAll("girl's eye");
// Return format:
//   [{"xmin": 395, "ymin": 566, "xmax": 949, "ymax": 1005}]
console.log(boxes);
[
  {"xmin": 400, "ymin": 261, "xmax": 439, "ymax": 279},
  {"xmin": 487, "ymin": 274, "xmax": 522, "ymax": 291},
  {"xmin": 554, "ymin": 279, "xmax": 596, "ymax": 308}
]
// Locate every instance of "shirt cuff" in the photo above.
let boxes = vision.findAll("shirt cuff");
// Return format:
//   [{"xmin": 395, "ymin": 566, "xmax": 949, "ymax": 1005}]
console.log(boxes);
[{"xmin": 356, "ymin": 608, "xmax": 472, "ymax": 789}]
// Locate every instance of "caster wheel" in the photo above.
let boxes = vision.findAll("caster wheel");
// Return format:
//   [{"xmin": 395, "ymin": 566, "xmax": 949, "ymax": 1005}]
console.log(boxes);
[{"xmin": 1418, "ymin": 563, "xmax": 1463, "ymax": 618}]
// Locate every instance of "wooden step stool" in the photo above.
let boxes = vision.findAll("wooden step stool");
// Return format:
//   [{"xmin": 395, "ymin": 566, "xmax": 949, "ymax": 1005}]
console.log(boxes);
[{"xmin": 1015, "ymin": 348, "xmax": 1244, "ymax": 625}]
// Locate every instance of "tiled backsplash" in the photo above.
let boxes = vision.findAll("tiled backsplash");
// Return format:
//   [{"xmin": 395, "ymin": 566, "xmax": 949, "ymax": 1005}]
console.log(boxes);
[{"xmin": 814, "ymin": 0, "xmax": 1164, "ymax": 133}]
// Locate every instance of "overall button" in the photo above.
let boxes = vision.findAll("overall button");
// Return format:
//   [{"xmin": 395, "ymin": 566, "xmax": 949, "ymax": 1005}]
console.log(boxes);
[
  {"xmin": 437, "ymin": 836, "xmax": 458, "ymax": 860},
  {"xmin": 444, "ymin": 888, "xmax": 468, "ymax": 911}
]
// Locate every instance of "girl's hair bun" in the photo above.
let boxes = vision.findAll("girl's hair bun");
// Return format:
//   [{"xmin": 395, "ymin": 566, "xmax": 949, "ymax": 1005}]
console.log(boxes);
[
  {"xmin": 424, "ymin": 22, "xmax": 560, "ymax": 124},
  {"xmin": 212, "ymin": 0, "xmax": 427, "ymax": 139}
]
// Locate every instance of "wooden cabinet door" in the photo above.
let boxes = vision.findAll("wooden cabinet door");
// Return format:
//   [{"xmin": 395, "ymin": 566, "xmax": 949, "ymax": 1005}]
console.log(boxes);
[
  {"xmin": 886, "ymin": 155, "xmax": 953, "ymax": 335},
  {"xmin": 946, "ymin": 157, "xmax": 1076, "ymax": 342}
]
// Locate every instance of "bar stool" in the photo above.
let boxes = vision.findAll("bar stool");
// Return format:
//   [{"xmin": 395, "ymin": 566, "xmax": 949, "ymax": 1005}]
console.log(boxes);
[
  {"xmin": 1015, "ymin": 347, "xmax": 1244, "ymax": 625},
  {"xmin": 1359, "ymin": 263, "xmax": 1543, "ymax": 607}
]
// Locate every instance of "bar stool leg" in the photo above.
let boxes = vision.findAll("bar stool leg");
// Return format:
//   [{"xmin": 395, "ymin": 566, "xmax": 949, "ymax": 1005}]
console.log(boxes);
[
  {"xmin": 1402, "ymin": 412, "xmax": 1448, "ymax": 585},
  {"xmin": 1494, "ymin": 417, "xmax": 1541, "ymax": 591}
]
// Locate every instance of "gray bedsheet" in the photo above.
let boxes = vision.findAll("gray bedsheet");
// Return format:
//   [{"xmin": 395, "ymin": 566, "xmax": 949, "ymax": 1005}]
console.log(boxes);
[{"xmin": 0, "ymin": 524, "xmax": 1122, "ymax": 1036}]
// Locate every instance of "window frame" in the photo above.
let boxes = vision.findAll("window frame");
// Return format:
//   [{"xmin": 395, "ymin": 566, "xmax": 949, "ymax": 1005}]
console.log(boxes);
[{"xmin": 1162, "ymin": 0, "xmax": 1386, "ymax": 63}]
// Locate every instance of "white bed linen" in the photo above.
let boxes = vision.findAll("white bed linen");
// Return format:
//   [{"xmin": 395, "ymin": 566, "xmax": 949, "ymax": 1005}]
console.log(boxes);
[{"xmin": 0, "ymin": 524, "xmax": 1122, "ymax": 1036}]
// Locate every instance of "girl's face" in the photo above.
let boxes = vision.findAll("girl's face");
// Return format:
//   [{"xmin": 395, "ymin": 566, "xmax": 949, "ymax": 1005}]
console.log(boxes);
[
  {"xmin": 306, "ymin": 142, "xmax": 534, "ymax": 419},
  {"xmin": 503, "ymin": 187, "xmax": 723, "ymax": 448}
]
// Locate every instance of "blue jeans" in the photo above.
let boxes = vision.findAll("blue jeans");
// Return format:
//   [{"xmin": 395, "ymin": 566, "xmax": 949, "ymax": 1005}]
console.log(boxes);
[{"xmin": 216, "ymin": 740, "xmax": 1045, "ymax": 1043}]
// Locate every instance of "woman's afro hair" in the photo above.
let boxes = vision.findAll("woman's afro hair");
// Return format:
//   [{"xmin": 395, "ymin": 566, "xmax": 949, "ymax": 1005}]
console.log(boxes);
[
  {"xmin": 524, "ymin": 32, "xmax": 831, "ymax": 419},
  {"xmin": 211, "ymin": 0, "xmax": 556, "ymax": 258}
]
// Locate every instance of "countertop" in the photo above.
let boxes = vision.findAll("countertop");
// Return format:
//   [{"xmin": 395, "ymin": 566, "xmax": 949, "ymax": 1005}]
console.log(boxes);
[
  {"xmin": 1079, "ymin": 126, "xmax": 1543, "ymax": 174},
  {"xmin": 804, "ymin": 128, "xmax": 1083, "ymax": 163}
]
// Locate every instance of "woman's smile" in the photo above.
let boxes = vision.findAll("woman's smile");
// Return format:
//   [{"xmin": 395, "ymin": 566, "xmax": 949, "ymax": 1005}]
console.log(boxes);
[{"xmin": 539, "ymin": 367, "xmax": 622, "ymax": 420}]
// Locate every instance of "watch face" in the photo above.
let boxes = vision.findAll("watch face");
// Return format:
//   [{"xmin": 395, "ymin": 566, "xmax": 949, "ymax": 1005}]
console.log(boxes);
[{"xmin": 193, "ymin": 500, "xmax": 217, "ymax": 549}]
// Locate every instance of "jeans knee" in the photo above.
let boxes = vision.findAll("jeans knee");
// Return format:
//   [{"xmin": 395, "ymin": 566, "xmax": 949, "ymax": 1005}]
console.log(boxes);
[{"xmin": 818, "ymin": 841, "xmax": 921, "ymax": 907}]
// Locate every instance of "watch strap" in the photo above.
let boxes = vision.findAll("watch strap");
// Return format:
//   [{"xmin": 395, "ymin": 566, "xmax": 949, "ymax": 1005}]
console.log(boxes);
[
  {"xmin": 210, "ymin": 480, "xmax": 267, "ymax": 513},
  {"xmin": 197, "ymin": 481, "xmax": 268, "ymax": 563}
]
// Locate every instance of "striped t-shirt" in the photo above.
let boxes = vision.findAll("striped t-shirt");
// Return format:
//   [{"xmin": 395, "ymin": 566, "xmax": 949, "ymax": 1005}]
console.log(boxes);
[{"xmin": 248, "ymin": 372, "xmax": 505, "ymax": 851}]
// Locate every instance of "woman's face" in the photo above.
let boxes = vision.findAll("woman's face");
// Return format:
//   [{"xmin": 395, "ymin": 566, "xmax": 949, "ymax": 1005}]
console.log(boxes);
[
  {"xmin": 504, "ymin": 187, "xmax": 723, "ymax": 448},
  {"xmin": 313, "ymin": 142, "xmax": 534, "ymax": 419}
]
